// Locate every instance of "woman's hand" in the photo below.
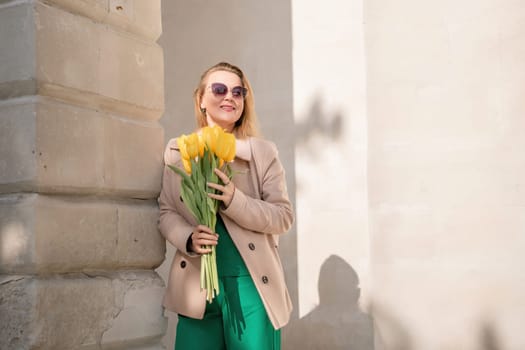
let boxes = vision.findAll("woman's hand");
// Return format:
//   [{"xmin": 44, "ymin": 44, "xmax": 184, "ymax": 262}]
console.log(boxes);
[
  {"xmin": 190, "ymin": 225, "xmax": 218, "ymax": 254},
  {"xmin": 207, "ymin": 168, "xmax": 235, "ymax": 208}
]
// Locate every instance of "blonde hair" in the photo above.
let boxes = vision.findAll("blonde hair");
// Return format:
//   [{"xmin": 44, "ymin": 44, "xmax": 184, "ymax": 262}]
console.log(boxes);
[{"xmin": 193, "ymin": 62, "xmax": 259, "ymax": 138}]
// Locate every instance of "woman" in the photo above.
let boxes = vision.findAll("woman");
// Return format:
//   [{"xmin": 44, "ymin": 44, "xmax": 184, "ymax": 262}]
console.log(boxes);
[{"xmin": 158, "ymin": 62, "xmax": 294, "ymax": 349}]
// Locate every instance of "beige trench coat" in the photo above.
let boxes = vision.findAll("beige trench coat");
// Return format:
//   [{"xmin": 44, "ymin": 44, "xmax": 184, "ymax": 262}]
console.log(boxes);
[{"xmin": 158, "ymin": 136, "xmax": 294, "ymax": 329}]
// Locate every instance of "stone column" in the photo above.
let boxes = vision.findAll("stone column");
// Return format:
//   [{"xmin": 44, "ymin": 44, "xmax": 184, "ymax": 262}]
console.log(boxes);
[{"xmin": 0, "ymin": 1, "xmax": 166, "ymax": 349}]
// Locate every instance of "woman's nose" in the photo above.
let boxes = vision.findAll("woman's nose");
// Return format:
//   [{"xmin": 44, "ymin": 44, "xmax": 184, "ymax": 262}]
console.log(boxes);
[{"xmin": 223, "ymin": 91, "xmax": 234, "ymax": 100}]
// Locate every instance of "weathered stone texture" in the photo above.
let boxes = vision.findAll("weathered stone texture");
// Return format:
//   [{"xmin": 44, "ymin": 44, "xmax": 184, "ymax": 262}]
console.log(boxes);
[
  {"xmin": 101, "ymin": 274, "xmax": 166, "ymax": 345},
  {"xmin": 0, "ymin": 0, "xmax": 166, "ymax": 348},
  {"xmin": 0, "ymin": 1, "xmax": 164, "ymax": 119},
  {"xmin": 45, "ymin": 0, "xmax": 162, "ymax": 41},
  {"xmin": 0, "ymin": 100, "xmax": 37, "ymax": 188},
  {"xmin": 0, "ymin": 99, "xmax": 164, "ymax": 197},
  {"xmin": 0, "ymin": 194, "xmax": 165, "ymax": 274},
  {"xmin": 0, "ymin": 271, "xmax": 166, "ymax": 350},
  {"xmin": 0, "ymin": 275, "xmax": 36, "ymax": 349},
  {"xmin": 0, "ymin": 3, "xmax": 36, "ymax": 99}
]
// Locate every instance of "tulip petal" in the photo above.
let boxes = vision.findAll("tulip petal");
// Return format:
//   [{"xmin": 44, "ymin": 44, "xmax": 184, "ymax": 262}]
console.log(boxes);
[
  {"xmin": 182, "ymin": 158, "xmax": 191, "ymax": 174},
  {"xmin": 177, "ymin": 135, "xmax": 190, "ymax": 160},
  {"xmin": 185, "ymin": 133, "xmax": 200, "ymax": 159}
]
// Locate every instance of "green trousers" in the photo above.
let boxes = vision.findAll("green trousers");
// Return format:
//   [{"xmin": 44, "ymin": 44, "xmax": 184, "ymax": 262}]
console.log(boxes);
[{"xmin": 175, "ymin": 275, "xmax": 281, "ymax": 350}]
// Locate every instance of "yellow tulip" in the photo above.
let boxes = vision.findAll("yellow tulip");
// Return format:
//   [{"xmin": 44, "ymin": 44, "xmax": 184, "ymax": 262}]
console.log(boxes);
[
  {"xmin": 182, "ymin": 158, "xmax": 191, "ymax": 174},
  {"xmin": 201, "ymin": 125, "xmax": 219, "ymax": 153},
  {"xmin": 168, "ymin": 127, "xmax": 237, "ymax": 303},
  {"xmin": 223, "ymin": 133, "xmax": 236, "ymax": 162},
  {"xmin": 185, "ymin": 133, "xmax": 200, "ymax": 159},
  {"xmin": 215, "ymin": 132, "xmax": 236, "ymax": 163},
  {"xmin": 197, "ymin": 133, "xmax": 205, "ymax": 157},
  {"xmin": 177, "ymin": 135, "xmax": 190, "ymax": 160}
]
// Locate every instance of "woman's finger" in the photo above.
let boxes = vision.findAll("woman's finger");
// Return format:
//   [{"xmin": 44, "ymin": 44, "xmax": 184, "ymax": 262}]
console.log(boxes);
[
  {"xmin": 206, "ymin": 182, "xmax": 225, "ymax": 191},
  {"xmin": 213, "ymin": 168, "xmax": 230, "ymax": 184},
  {"xmin": 192, "ymin": 231, "xmax": 218, "ymax": 244},
  {"xmin": 208, "ymin": 191, "xmax": 234, "ymax": 207},
  {"xmin": 190, "ymin": 225, "xmax": 218, "ymax": 253},
  {"xmin": 193, "ymin": 245, "xmax": 212, "ymax": 254},
  {"xmin": 195, "ymin": 224, "xmax": 214, "ymax": 235}
]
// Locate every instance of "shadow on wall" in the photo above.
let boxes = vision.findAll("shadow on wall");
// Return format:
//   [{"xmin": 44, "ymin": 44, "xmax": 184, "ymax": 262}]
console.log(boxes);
[
  {"xmin": 284, "ymin": 255, "xmax": 374, "ymax": 349},
  {"xmin": 367, "ymin": 301, "xmax": 413, "ymax": 350},
  {"xmin": 370, "ymin": 303, "xmax": 503, "ymax": 350},
  {"xmin": 480, "ymin": 321, "xmax": 502, "ymax": 350},
  {"xmin": 294, "ymin": 95, "xmax": 344, "ymax": 158}
]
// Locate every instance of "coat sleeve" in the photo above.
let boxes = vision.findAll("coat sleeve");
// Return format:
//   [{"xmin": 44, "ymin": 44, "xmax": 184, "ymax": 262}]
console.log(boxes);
[
  {"xmin": 158, "ymin": 139, "xmax": 199, "ymax": 257},
  {"xmin": 221, "ymin": 139, "xmax": 294, "ymax": 235}
]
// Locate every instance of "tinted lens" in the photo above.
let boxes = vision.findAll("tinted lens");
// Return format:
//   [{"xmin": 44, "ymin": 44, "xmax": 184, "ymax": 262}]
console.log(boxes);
[
  {"xmin": 211, "ymin": 83, "xmax": 228, "ymax": 96},
  {"xmin": 210, "ymin": 83, "xmax": 247, "ymax": 98},
  {"xmin": 231, "ymin": 86, "xmax": 248, "ymax": 98}
]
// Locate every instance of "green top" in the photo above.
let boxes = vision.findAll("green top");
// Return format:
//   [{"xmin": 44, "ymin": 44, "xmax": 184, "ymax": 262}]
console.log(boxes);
[{"xmin": 215, "ymin": 215, "xmax": 250, "ymax": 277}]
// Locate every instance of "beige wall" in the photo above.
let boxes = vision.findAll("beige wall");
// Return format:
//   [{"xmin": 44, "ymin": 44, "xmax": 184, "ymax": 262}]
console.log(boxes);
[
  {"xmin": 286, "ymin": 0, "xmax": 374, "ymax": 349},
  {"xmin": 367, "ymin": 1, "xmax": 525, "ymax": 349}
]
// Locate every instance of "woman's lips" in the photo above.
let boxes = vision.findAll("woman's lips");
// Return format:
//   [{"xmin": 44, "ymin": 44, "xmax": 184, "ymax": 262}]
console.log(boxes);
[{"xmin": 220, "ymin": 105, "xmax": 235, "ymax": 112}]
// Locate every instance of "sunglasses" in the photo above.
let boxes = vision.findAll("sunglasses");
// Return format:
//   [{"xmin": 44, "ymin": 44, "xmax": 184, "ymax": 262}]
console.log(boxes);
[{"xmin": 209, "ymin": 83, "xmax": 248, "ymax": 99}]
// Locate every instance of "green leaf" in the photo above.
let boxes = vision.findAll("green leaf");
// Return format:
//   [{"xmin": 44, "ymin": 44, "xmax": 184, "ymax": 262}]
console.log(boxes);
[
  {"xmin": 207, "ymin": 197, "xmax": 217, "ymax": 215},
  {"xmin": 168, "ymin": 164, "xmax": 190, "ymax": 181},
  {"xmin": 180, "ymin": 185, "xmax": 201, "ymax": 222}
]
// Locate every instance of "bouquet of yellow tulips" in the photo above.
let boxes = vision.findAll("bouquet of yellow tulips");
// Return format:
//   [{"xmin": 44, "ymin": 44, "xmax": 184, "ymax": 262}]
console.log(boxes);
[{"xmin": 168, "ymin": 125, "xmax": 236, "ymax": 302}]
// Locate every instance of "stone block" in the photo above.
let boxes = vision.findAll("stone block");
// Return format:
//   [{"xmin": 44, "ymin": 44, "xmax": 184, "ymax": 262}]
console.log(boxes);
[
  {"xmin": 0, "ymin": 98, "xmax": 163, "ymax": 197},
  {"xmin": 0, "ymin": 100, "xmax": 37, "ymax": 189},
  {"xmin": 0, "ymin": 275, "xmax": 36, "ymax": 350},
  {"xmin": 115, "ymin": 202, "xmax": 166, "ymax": 269},
  {"xmin": 101, "ymin": 114, "xmax": 164, "ymax": 197},
  {"xmin": 98, "ymin": 27, "xmax": 164, "ymax": 113},
  {"xmin": 0, "ymin": 194, "xmax": 165, "ymax": 274},
  {"xmin": 43, "ymin": 0, "xmax": 162, "ymax": 41},
  {"xmin": 101, "ymin": 272, "xmax": 166, "ymax": 345},
  {"xmin": 0, "ymin": 271, "xmax": 166, "ymax": 350},
  {"xmin": 0, "ymin": 3, "xmax": 36, "ymax": 88},
  {"xmin": 0, "ymin": 2, "xmax": 164, "ymax": 119},
  {"xmin": 35, "ymin": 2, "xmax": 164, "ymax": 117},
  {"xmin": 35, "ymin": 2, "xmax": 101, "ymax": 95}
]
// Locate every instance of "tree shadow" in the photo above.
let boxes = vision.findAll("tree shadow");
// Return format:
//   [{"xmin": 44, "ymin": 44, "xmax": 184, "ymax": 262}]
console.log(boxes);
[
  {"xmin": 367, "ymin": 301, "xmax": 413, "ymax": 350},
  {"xmin": 284, "ymin": 255, "xmax": 374, "ymax": 349},
  {"xmin": 294, "ymin": 96, "xmax": 344, "ymax": 159},
  {"xmin": 369, "ymin": 303, "xmax": 504, "ymax": 350},
  {"xmin": 480, "ymin": 320, "xmax": 502, "ymax": 350}
]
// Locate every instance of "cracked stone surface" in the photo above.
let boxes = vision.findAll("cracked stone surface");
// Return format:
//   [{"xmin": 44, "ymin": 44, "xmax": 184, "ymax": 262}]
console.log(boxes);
[
  {"xmin": 0, "ymin": 271, "xmax": 166, "ymax": 349},
  {"xmin": 0, "ymin": 0, "xmax": 166, "ymax": 348}
]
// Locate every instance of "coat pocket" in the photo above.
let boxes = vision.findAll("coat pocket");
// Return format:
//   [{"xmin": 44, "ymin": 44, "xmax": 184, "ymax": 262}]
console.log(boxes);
[{"xmin": 164, "ymin": 251, "xmax": 206, "ymax": 319}]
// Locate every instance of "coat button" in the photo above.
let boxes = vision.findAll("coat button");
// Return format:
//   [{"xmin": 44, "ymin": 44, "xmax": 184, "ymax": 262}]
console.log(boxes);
[
  {"xmin": 180, "ymin": 261, "xmax": 186, "ymax": 268},
  {"xmin": 262, "ymin": 275, "xmax": 269, "ymax": 284},
  {"xmin": 248, "ymin": 243, "xmax": 255, "ymax": 250}
]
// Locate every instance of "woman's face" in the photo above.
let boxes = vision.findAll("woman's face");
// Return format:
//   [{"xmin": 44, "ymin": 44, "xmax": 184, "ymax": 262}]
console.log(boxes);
[{"xmin": 200, "ymin": 70, "xmax": 245, "ymax": 132}]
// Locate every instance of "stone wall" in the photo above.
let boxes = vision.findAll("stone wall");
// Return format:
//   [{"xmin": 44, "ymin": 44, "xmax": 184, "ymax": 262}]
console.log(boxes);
[{"xmin": 0, "ymin": 1, "xmax": 167, "ymax": 348}]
